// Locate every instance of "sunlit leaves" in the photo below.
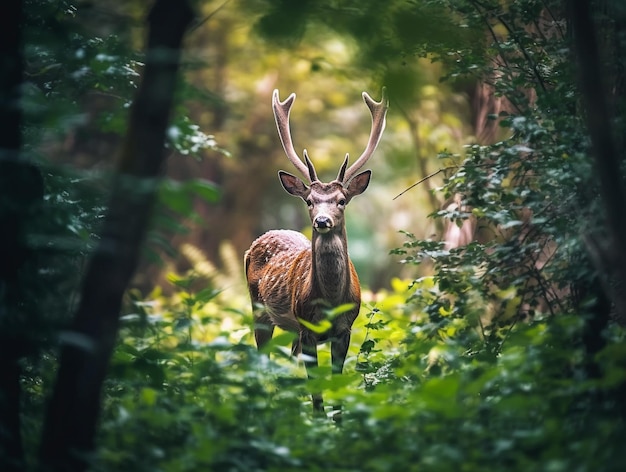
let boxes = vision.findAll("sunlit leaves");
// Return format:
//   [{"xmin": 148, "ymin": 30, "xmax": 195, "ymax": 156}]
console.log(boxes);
[
  {"xmin": 166, "ymin": 116, "xmax": 228, "ymax": 157},
  {"xmin": 257, "ymin": 331, "xmax": 298, "ymax": 356},
  {"xmin": 298, "ymin": 317, "xmax": 332, "ymax": 334}
]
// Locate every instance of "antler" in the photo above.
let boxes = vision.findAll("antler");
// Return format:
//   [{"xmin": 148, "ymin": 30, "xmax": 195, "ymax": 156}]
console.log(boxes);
[
  {"xmin": 341, "ymin": 87, "xmax": 388, "ymax": 184},
  {"xmin": 273, "ymin": 87, "xmax": 388, "ymax": 185},
  {"xmin": 272, "ymin": 89, "xmax": 317, "ymax": 183}
]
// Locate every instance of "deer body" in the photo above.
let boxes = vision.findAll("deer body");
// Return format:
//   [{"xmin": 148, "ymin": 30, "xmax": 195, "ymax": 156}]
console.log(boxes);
[
  {"xmin": 245, "ymin": 88, "xmax": 388, "ymax": 415},
  {"xmin": 246, "ymin": 227, "xmax": 360, "ymax": 346}
]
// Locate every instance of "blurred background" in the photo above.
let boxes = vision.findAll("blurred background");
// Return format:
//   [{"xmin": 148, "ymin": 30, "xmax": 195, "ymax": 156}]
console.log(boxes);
[{"xmin": 35, "ymin": 0, "xmax": 488, "ymax": 296}]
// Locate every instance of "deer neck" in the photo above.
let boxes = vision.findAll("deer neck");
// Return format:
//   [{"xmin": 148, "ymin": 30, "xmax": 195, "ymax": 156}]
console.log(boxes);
[{"xmin": 310, "ymin": 227, "xmax": 350, "ymax": 305}]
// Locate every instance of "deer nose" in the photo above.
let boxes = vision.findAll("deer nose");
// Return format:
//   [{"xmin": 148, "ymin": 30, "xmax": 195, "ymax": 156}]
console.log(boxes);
[{"xmin": 313, "ymin": 215, "xmax": 333, "ymax": 233}]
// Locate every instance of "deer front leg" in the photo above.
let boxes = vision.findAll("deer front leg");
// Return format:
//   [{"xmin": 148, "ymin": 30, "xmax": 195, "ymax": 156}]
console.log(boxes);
[
  {"xmin": 330, "ymin": 330, "xmax": 350, "ymax": 375},
  {"xmin": 299, "ymin": 332, "xmax": 324, "ymax": 414},
  {"xmin": 330, "ymin": 330, "xmax": 351, "ymax": 423},
  {"xmin": 253, "ymin": 311, "xmax": 275, "ymax": 350}
]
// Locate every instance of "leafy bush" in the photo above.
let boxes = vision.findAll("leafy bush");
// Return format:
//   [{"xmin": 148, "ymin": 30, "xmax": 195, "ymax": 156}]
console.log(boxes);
[{"xmin": 84, "ymin": 262, "xmax": 626, "ymax": 472}]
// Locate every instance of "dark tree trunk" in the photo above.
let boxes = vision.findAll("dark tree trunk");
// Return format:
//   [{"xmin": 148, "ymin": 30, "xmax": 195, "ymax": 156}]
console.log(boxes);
[
  {"xmin": 38, "ymin": 1, "xmax": 194, "ymax": 471},
  {"xmin": 569, "ymin": 0, "xmax": 626, "ymax": 376},
  {"xmin": 0, "ymin": 1, "xmax": 44, "ymax": 471},
  {"xmin": 569, "ymin": 0, "xmax": 626, "ymax": 317}
]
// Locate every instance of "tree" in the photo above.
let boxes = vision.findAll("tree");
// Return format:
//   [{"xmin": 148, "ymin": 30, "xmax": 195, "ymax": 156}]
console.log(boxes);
[
  {"xmin": 569, "ymin": 0, "xmax": 626, "ymax": 325},
  {"xmin": 37, "ymin": 1, "xmax": 194, "ymax": 469},
  {"xmin": 0, "ymin": 0, "xmax": 194, "ymax": 470},
  {"xmin": 0, "ymin": 1, "xmax": 45, "ymax": 470}
]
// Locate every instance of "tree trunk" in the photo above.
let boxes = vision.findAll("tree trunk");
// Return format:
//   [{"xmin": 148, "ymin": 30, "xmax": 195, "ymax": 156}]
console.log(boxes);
[
  {"xmin": 0, "ymin": 1, "xmax": 43, "ymax": 470},
  {"xmin": 38, "ymin": 1, "xmax": 194, "ymax": 471},
  {"xmin": 569, "ymin": 0, "xmax": 626, "ymax": 327}
]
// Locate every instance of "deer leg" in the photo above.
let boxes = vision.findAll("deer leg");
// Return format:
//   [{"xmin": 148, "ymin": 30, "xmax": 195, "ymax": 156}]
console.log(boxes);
[
  {"xmin": 300, "ymin": 333, "xmax": 324, "ymax": 414},
  {"xmin": 253, "ymin": 312, "xmax": 275, "ymax": 350},
  {"xmin": 331, "ymin": 330, "xmax": 350, "ymax": 374},
  {"xmin": 330, "ymin": 330, "xmax": 351, "ymax": 423},
  {"xmin": 290, "ymin": 336, "xmax": 301, "ymax": 357}
]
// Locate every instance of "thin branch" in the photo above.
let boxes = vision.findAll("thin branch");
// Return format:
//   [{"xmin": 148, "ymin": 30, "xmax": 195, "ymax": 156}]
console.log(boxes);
[
  {"xmin": 495, "ymin": 315, "xmax": 519, "ymax": 355},
  {"xmin": 393, "ymin": 168, "xmax": 446, "ymax": 200},
  {"xmin": 496, "ymin": 14, "xmax": 548, "ymax": 93},
  {"xmin": 393, "ymin": 100, "xmax": 441, "ymax": 216},
  {"xmin": 481, "ymin": 9, "xmax": 513, "ymax": 71},
  {"xmin": 540, "ymin": 0, "xmax": 566, "ymax": 39},
  {"xmin": 190, "ymin": 0, "xmax": 231, "ymax": 32},
  {"xmin": 470, "ymin": 0, "xmax": 548, "ymax": 95},
  {"xmin": 393, "ymin": 162, "xmax": 495, "ymax": 200}
]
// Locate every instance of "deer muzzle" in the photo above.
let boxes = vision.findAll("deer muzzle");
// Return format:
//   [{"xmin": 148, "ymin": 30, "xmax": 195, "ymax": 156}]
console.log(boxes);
[{"xmin": 313, "ymin": 215, "xmax": 333, "ymax": 234}]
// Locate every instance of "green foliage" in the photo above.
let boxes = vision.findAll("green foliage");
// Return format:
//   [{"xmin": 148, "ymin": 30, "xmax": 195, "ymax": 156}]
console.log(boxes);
[
  {"xmin": 249, "ymin": 0, "xmax": 479, "ymax": 66},
  {"xmin": 394, "ymin": 0, "xmax": 603, "ymax": 328},
  {"xmin": 18, "ymin": 0, "xmax": 225, "ymax": 284},
  {"xmin": 83, "ymin": 271, "xmax": 625, "ymax": 471}
]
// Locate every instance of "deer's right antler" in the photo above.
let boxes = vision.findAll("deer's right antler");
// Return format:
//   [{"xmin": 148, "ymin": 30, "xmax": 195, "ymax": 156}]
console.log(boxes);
[{"xmin": 272, "ymin": 90, "xmax": 317, "ymax": 183}]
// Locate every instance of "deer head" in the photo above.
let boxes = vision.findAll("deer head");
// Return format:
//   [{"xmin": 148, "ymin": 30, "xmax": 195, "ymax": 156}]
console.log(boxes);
[{"xmin": 272, "ymin": 88, "xmax": 388, "ymax": 235}]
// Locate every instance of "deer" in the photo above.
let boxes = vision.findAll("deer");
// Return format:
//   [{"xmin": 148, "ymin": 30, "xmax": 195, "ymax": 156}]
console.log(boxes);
[{"xmin": 244, "ymin": 87, "xmax": 388, "ymax": 417}]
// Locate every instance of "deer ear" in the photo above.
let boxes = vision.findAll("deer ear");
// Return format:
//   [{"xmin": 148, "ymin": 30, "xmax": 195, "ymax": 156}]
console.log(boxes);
[
  {"xmin": 279, "ymin": 171, "xmax": 309, "ymax": 197},
  {"xmin": 345, "ymin": 170, "xmax": 371, "ymax": 199}
]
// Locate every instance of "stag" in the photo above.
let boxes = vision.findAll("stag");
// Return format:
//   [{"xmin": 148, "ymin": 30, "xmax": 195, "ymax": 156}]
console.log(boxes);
[{"xmin": 244, "ymin": 88, "xmax": 388, "ymax": 415}]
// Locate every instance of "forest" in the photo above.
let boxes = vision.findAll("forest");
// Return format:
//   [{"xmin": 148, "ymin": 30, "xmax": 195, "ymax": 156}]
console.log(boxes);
[{"xmin": 1, "ymin": 0, "xmax": 626, "ymax": 471}]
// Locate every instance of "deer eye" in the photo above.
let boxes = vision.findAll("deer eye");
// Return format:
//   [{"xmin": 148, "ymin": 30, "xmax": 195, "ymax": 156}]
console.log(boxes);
[
  {"xmin": 305, "ymin": 198, "xmax": 313, "ymax": 208},
  {"xmin": 338, "ymin": 198, "xmax": 346, "ymax": 207}
]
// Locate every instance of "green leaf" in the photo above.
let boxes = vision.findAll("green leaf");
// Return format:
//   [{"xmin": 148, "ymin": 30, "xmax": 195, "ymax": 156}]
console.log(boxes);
[
  {"xmin": 185, "ymin": 179, "xmax": 221, "ymax": 203},
  {"xmin": 298, "ymin": 318, "xmax": 332, "ymax": 334},
  {"xmin": 360, "ymin": 339, "xmax": 376, "ymax": 354},
  {"xmin": 140, "ymin": 387, "xmax": 157, "ymax": 406},
  {"xmin": 259, "ymin": 331, "xmax": 298, "ymax": 355}
]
